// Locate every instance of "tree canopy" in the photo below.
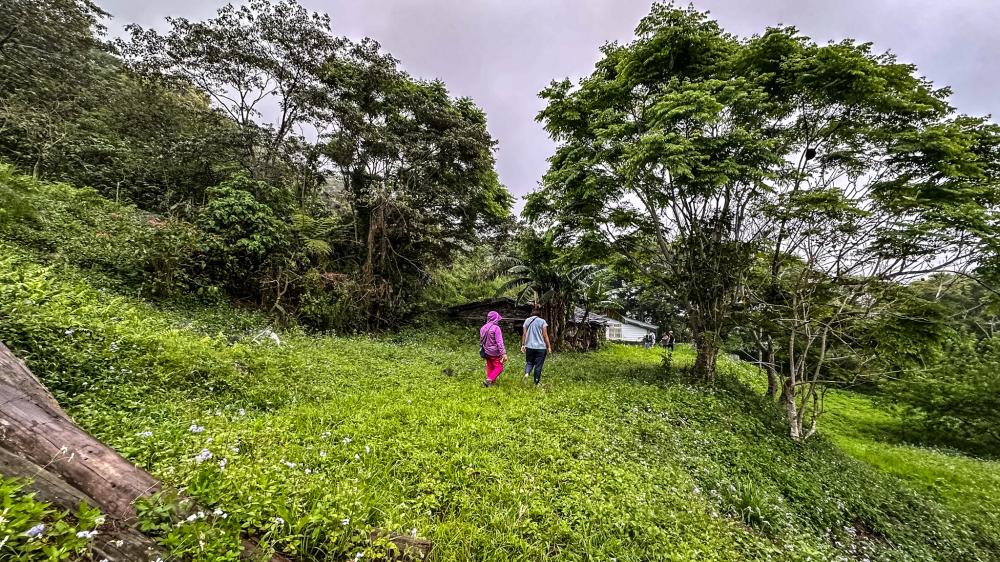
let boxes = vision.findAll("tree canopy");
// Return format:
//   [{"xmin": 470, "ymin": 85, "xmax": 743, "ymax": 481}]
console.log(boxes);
[{"xmin": 530, "ymin": 2, "xmax": 1000, "ymax": 439}]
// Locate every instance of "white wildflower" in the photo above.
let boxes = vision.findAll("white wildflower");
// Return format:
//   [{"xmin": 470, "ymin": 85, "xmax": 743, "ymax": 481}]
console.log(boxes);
[
  {"xmin": 238, "ymin": 408, "xmax": 246, "ymax": 416},
  {"xmin": 186, "ymin": 514, "xmax": 198, "ymax": 523},
  {"xmin": 110, "ymin": 342, "xmax": 119, "ymax": 352},
  {"xmin": 273, "ymin": 517, "xmax": 285, "ymax": 525},
  {"xmin": 410, "ymin": 528, "xmax": 417, "ymax": 537},
  {"xmin": 321, "ymin": 431, "xmax": 331, "ymax": 439},
  {"xmin": 281, "ymin": 459, "xmax": 297, "ymax": 469},
  {"xmin": 213, "ymin": 508, "xmax": 226, "ymax": 517},
  {"xmin": 342, "ymin": 437, "xmax": 352, "ymax": 445},
  {"xmin": 76, "ymin": 530, "xmax": 98, "ymax": 539},
  {"xmin": 342, "ymin": 517, "xmax": 350, "ymax": 526},
  {"xmin": 319, "ymin": 450, "xmax": 327, "ymax": 458},
  {"xmin": 138, "ymin": 431, "xmax": 153, "ymax": 438},
  {"xmin": 354, "ymin": 553, "xmax": 363, "ymax": 561},
  {"xmin": 189, "ymin": 424, "xmax": 205, "ymax": 434},
  {"xmin": 95, "ymin": 516, "xmax": 106, "ymax": 525},
  {"xmin": 305, "ymin": 468, "xmax": 312, "ymax": 475},
  {"xmin": 354, "ymin": 453, "xmax": 360, "ymax": 460},
  {"xmin": 24, "ymin": 524, "xmax": 45, "ymax": 538},
  {"xmin": 194, "ymin": 449, "xmax": 213, "ymax": 464},
  {"xmin": 218, "ymin": 458, "xmax": 227, "ymax": 470},
  {"xmin": 364, "ymin": 445, "xmax": 370, "ymax": 454},
  {"xmin": 64, "ymin": 329, "xmax": 74, "ymax": 336}
]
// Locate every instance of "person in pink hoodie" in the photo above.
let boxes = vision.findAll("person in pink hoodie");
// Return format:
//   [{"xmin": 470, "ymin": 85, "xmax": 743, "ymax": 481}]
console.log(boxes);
[{"xmin": 479, "ymin": 310, "xmax": 507, "ymax": 387}]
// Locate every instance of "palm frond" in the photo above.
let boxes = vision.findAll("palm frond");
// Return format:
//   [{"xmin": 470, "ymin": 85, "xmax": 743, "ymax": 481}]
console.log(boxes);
[{"xmin": 304, "ymin": 238, "xmax": 332, "ymax": 258}]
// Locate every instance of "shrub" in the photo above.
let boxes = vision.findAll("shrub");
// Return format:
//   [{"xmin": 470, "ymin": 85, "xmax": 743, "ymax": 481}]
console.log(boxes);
[
  {"xmin": 894, "ymin": 334, "xmax": 1000, "ymax": 456},
  {"xmin": 0, "ymin": 164, "xmax": 214, "ymax": 298},
  {"xmin": 196, "ymin": 175, "xmax": 289, "ymax": 295}
]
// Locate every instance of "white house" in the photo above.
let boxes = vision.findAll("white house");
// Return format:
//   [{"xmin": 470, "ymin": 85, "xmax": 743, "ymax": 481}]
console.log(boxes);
[{"xmin": 605, "ymin": 315, "xmax": 658, "ymax": 344}]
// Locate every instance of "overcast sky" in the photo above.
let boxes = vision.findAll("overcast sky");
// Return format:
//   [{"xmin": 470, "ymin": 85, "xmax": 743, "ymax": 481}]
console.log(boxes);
[{"xmin": 97, "ymin": 0, "xmax": 1000, "ymax": 210}]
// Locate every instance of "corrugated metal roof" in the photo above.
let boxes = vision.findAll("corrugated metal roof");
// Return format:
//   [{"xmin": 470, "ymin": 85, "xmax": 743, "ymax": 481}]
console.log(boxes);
[{"xmin": 618, "ymin": 315, "xmax": 658, "ymax": 330}]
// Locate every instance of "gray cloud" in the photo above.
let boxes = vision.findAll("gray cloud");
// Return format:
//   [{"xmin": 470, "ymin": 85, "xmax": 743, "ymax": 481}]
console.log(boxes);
[{"xmin": 98, "ymin": 0, "xmax": 1000, "ymax": 211}]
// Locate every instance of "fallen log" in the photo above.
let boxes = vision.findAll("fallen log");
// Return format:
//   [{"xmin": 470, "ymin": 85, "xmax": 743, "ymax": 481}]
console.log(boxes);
[
  {"xmin": 0, "ymin": 342, "xmax": 160, "ymax": 523},
  {"xmin": 0, "ymin": 420, "xmax": 165, "ymax": 561},
  {"xmin": 0, "ymin": 342, "xmax": 291, "ymax": 561}
]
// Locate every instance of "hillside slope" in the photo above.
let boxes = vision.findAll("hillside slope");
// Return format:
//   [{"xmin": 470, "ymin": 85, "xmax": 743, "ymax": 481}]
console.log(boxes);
[
  {"xmin": 0, "ymin": 249, "xmax": 998, "ymax": 561},
  {"xmin": 1, "ymin": 172, "xmax": 998, "ymax": 560}
]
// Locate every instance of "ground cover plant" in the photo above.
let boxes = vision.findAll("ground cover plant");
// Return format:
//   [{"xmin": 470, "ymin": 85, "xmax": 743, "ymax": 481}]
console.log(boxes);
[
  {"xmin": 2, "ymin": 246, "xmax": 998, "ymax": 561},
  {"xmin": 822, "ymin": 391, "xmax": 1000, "ymax": 542}
]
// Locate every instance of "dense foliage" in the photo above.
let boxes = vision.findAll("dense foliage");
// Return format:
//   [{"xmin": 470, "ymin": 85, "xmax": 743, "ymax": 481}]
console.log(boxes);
[
  {"xmin": 2, "ymin": 0, "xmax": 999, "ymax": 559},
  {"xmin": 0, "ymin": 0, "xmax": 513, "ymax": 331},
  {"xmin": 0, "ymin": 477, "xmax": 105, "ymax": 561},
  {"xmin": 881, "ymin": 276, "xmax": 1000, "ymax": 455}
]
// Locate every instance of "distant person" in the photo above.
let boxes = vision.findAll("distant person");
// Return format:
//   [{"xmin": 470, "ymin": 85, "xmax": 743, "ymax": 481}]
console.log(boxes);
[
  {"xmin": 521, "ymin": 305, "xmax": 552, "ymax": 386},
  {"xmin": 661, "ymin": 330, "xmax": 675, "ymax": 353},
  {"xmin": 479, "ymin": 310, "xmax": 507, "ymax": 387},
  {"xmin": 643, "ymin": 333, "xmax": 653, "ymax": 348}
]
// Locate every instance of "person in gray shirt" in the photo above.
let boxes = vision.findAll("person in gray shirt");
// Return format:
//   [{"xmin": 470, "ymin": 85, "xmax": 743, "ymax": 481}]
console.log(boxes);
[{"xmin": 520, "ymin": 305, "xmax": 552, "ymax": 386}]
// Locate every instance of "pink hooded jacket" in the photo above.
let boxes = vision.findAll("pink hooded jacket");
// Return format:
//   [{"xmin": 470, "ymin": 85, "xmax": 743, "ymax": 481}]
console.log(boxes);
[{"xmin": 479, "ymin": 311, "xmax": 506, "ymax": 357}]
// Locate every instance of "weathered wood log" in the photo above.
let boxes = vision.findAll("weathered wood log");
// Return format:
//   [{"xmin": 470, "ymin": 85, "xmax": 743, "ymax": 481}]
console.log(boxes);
[
  {"xmin": 0, "ymin": 342, "xmax": 160, "ymax": 523},
  {"xmin": 0, "ymin": 342, "xmax": 295, "ymax": 562}
]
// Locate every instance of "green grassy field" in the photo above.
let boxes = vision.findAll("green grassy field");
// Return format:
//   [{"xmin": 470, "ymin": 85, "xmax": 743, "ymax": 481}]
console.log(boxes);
[
  {"xmin": 822, "ymin": 391, "xmax": 1000, "ymax": 541},
  {"xmin": 2, "ymin": 245, "xmax": 999, "ymax": 561}
]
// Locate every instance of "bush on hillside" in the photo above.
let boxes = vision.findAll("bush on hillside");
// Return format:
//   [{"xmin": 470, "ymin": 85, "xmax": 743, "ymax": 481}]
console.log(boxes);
[
  {"xmin": 0, "ymin": 164, "xmax": 214, "ymax": 298},
  {"xmin": 196, "ymin": 175, "xmax": 290, "ymax": 297},
  {"xmin": 894, "ymin": 334, "xmax": 1000, "ymax": 456}
]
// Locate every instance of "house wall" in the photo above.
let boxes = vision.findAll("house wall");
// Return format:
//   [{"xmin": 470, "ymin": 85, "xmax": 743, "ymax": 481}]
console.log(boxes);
[
  {"xmin": 621, "ymin": 323, "xmax": 656, "ymax": 343},
  {"xmin": 606, "ymin": 322, "xmax": 657, "ymax": 343}
]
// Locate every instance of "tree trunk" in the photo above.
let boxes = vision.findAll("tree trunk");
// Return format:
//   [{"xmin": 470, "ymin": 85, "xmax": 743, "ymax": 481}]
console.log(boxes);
[
  {"xmin": 691, "ymin": 331, "xmax": 720, "ymax": 382},
  {"xmin": 0, "ymin": 447, "xmax": 166, "ymax": 561},
  {"xmin": 765, "ymin": 365, "xmax": 778, "ymax": 400},
  {"xmin": 779, "ymin": 377, "xmax": 798, "ymax": 440},
  {"xmin": 0, "ymin": 342, "xmax": 298, "ymax": 562},
  {"xmin": 765, "ymin": 343, "xmax": 778, "ymax": 400}
]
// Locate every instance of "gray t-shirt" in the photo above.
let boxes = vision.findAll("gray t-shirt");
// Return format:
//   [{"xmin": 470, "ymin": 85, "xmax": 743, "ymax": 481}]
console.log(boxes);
[{"xmin": 523, "ymin": 316, "xmax": 548, "ymax": 349}]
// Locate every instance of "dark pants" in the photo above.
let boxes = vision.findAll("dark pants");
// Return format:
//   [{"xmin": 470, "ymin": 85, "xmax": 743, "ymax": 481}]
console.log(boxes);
[{"xmin": 525, "ymin": 348, "xmax": 547, "ymax": 384}]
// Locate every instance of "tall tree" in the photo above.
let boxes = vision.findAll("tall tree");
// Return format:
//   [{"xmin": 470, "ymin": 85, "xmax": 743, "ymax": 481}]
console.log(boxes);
[
  {"xmin": 531, "ymin": 3, "xmax": 1000, "ymax": 439},
  {"xmin": 530, "ymin": 5, "xmax": 780, "ymax": 380},
  {"xmin": 741, "ymin": 29, "xmax": 1000, "ymax": 440},
  {"xmin": 319, "ymin": 39, "xmax": 512, "ymax": 328},
  {"xmin": 0, "ymin": 0, "xmax": 110, "ymax": 178},
  {"xmin": 119, "ymin": 0, "xmax": 344, "ymax": 187}
]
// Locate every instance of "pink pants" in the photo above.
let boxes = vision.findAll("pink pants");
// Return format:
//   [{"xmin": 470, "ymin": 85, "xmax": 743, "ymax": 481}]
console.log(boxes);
[{"xmin": 485, "ymin": 355, "xmax": 504, "ymax": 382}]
